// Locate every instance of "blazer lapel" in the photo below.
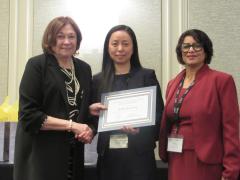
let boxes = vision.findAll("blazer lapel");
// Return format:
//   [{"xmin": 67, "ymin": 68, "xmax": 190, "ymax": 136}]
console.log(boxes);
[
  {"xmin": 46, "ymin": 55, "xmax": 69, "ymax": 111},
  {"xmin": 72, "ymin": 58, "xmax": 85, "ymax": 106},
  {"xmin": 165, "ymin": 70, "xmax": 185, "ymax": 106},
  {"xmin": 166, "ymin": 65, "xmax": 209, "ymax": 104}
]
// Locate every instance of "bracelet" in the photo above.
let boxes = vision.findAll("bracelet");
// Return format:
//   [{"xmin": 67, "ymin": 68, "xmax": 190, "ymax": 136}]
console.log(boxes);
[{"xmin": 68, "ymin": 119, "xmax": 73, "ymax": 132}]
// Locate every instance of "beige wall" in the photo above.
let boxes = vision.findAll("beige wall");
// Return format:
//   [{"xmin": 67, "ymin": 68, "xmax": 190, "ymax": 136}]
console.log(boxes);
[
  {"xmin": 188, "ymin": 0, "xmax": 240, "ymax": 102},
  {"xmin": 0, "ymin": 0, "xmax": 9, "ymax": 103},
  {"xmin": 32, "ymin": 0, "xmax": 162, "ymax": 80}
]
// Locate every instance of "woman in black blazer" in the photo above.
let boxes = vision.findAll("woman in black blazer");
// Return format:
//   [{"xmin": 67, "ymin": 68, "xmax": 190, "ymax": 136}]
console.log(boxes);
[
  {"xmin": 90, "ymin": 25, "xmax": 164, "ymax": 180},
  {"xmin": 14, "ymin": 16, "xmax": 95, "ymax": 180}
]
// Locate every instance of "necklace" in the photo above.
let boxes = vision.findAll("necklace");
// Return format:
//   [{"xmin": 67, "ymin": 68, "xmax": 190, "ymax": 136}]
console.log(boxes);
[{"xmin": 60, "ymin": 60, "xmax": 80, "ymax": 106}]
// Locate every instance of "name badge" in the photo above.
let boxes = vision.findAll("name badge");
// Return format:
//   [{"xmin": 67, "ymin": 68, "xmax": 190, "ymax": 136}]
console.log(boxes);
[
  {"xmin": 167, "ymin": 135, "xmax": 183, "ymax": 153},
  {"xmin": 109, "ymin": 134, "xmax": 128, "ymax": 149}
]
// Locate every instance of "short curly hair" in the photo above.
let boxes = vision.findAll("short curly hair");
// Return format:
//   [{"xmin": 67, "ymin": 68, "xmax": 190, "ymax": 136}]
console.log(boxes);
[
  {"xmin": 176, "ymin": 29, "xmax": 213, "ymax": 65},
  {"xmin": 42, "ymin": 16, "xmax": 82, "ymax": 54}
]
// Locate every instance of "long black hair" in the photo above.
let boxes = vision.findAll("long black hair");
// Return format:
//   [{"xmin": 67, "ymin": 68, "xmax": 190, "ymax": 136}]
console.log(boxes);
[{"xmin": 100, "ymin": 25, "xmax": 142, "ymax": 92}]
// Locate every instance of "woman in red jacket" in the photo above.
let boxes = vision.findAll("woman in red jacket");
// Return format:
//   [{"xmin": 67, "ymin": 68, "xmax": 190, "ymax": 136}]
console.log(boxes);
[{"xmin": 159, "ymin": 29, "xmax": 240, "ymax": 180}]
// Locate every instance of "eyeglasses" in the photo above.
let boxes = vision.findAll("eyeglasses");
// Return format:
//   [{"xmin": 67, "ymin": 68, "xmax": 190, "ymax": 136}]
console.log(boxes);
[{"xmin": 181, "ymin": 43, "xmax": 203, "ymax": 53}]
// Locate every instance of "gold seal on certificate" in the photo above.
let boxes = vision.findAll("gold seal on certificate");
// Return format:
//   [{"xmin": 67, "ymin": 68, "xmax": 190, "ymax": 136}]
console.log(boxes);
[{"xmin": 97, "ymin": 86, "xmax": 156, "ymax": 132}]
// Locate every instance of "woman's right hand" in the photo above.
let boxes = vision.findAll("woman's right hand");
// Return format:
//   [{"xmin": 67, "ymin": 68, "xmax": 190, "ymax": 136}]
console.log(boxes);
[
  {"xmin": 121, "ymin": 126, "xmax": 140, "ymax": 135},
  {"xmin": 89, "ymin": 102, "xmax": 107, "ymax": 116}
]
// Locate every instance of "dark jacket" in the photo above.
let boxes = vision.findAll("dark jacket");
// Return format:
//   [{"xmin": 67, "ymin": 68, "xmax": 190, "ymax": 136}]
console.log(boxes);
[
  {"xmin": 92, "ymin": 67, "xmax": 164, "ymax": 155},
  {"xmin": 14, "ymin": 53, "xmax": 93, "ymax": 180}
]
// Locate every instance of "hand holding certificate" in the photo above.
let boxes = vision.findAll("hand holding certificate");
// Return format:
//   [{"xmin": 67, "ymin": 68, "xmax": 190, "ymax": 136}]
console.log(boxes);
[{"xmin": 97, "ymin": 86, "xmax": 156, "ymax": 132}]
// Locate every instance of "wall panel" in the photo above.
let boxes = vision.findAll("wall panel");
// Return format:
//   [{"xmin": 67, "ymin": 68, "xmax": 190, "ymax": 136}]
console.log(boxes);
[{"xmin": 188, "ymin": 0, "xmax": 240, "ymax": 102}]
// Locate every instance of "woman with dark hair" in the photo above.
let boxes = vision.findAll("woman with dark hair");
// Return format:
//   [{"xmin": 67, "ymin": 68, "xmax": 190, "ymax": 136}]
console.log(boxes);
[
  {"xmin": 90, "ymin": 25, "xmax": 164, "ymax": 180},
  {"xmin": 159, "ymin": 29, "xmax": 240, "ymax": 180},
  {"xmin": 14, "ymin": 16, "xmax": 95, "ymax": 180}
]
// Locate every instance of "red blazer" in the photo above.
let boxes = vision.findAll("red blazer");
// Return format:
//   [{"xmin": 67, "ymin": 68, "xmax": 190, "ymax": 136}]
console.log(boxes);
[{"xmin": 159, "ymin": 65, "xmax": 240, "ymax": 179}]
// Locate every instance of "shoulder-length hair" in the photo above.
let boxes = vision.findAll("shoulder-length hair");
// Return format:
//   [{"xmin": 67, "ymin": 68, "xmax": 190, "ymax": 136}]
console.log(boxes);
[
  {"xmin": 100, "ymin": 25, "xmax": 142, "ymax": 92},
  {"xmin": 176, "ymin": 29, "xmax": 213, "ymax": 65},
  {"xmin": 42, "ymin": 16, "xmax": 82, "ymax": 54}
]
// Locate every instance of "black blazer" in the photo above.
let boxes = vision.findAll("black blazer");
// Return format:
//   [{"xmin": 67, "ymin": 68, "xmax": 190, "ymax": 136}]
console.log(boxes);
[
  {"xmin": 14, "ymin": 53, "xmax": 93, "ymax": 180},
  {"xmin": 92, "ymin": 67, "xmax": 164, "ymax": 156}
]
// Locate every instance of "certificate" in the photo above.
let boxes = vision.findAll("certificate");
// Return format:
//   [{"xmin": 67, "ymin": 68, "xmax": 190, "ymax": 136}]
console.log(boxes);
[{"xmin": 97, "ymin": 86, "xmax": 156, "ymax": 132}]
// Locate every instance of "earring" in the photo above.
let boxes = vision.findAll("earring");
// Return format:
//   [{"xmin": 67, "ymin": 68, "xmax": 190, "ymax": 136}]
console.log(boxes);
[{"xmin": 74, "ymin": 50, "xmax": 79, "ymax": 55}]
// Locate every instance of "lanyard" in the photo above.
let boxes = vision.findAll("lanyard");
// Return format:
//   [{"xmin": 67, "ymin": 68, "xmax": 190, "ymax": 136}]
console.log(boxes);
[{"xmin": 173, "ymin": 77, "xmax": 195, "ymax": 132}]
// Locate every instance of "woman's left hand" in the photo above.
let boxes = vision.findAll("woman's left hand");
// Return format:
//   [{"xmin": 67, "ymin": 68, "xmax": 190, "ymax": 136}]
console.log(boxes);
[
  {"xmin": 89, "ymin": 102, "xmax": 107, "ymax": 116},
  {"xmin": 74, "ymin": 125, "xmax": 94, "ymax": 144},
  {"xmin": 121, "ymin": 126, "xmax": 140, "ymax": 135}
]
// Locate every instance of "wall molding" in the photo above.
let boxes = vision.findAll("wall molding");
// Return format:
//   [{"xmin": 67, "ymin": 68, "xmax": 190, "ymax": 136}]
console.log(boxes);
[
  {"xmin": 161, "ymin": 0, "xmax": 188, "ymax": 97},
  {"xmin": 8, "ymin": 0, "xmax": 33, "ymax": 102}
]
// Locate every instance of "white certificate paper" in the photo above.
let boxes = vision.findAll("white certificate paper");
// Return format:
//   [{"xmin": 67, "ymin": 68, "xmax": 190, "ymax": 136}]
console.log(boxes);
[{"xmin": 97, "ymin": 86, "xmax": 156, "ymax": 132}]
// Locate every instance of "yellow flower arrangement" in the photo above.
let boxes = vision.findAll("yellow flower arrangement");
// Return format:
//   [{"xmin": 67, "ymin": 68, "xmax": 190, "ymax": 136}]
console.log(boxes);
[{"xmin": 0, "ymin": 96, "xmax": 18, "ymax": 122}]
